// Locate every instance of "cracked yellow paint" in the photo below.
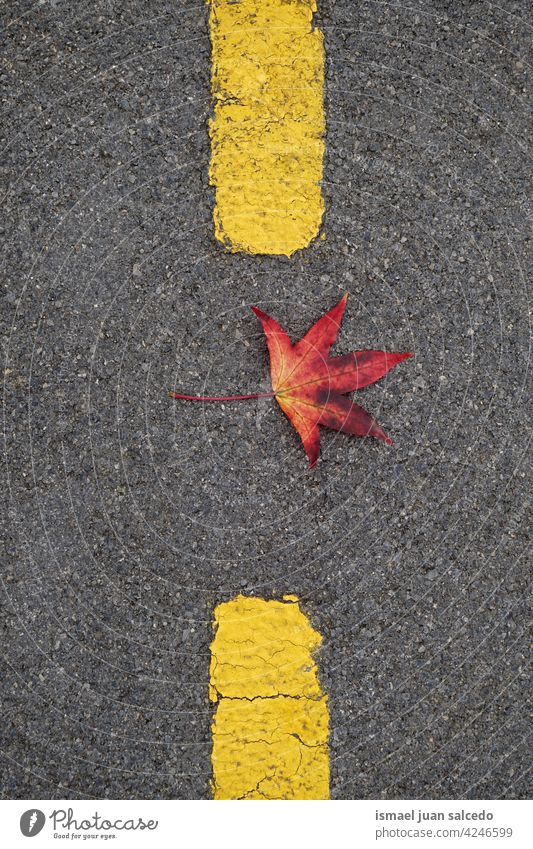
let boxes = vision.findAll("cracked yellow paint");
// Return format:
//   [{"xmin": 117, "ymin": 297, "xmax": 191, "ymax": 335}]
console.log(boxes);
[
  {"xmin": 208, "ymin": 0, "xmax": 325, "ymax": 256},
  {"xmin": 210, "ymin": 595, "xmax": 330, "ymax": 799}
]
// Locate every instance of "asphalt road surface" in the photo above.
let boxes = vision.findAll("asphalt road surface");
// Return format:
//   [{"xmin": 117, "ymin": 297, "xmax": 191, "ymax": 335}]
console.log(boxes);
[{"xmin": 1, "ymin": 1, "xmax": 531, "ymax": 799}]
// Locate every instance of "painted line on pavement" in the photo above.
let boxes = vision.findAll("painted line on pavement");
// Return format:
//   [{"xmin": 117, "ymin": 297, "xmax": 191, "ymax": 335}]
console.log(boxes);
[
  {"xmin": 208, "ymin": 0, "xmax": 325, "ymax": 256},
  {"xmin": 209, "ymin": 594, "xmax": 330, "ymax": 799}
]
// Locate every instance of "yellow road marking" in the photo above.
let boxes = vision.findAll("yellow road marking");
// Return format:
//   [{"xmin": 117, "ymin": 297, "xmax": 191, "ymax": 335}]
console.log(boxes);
[
  {"xmin": 209, "ymin": 594, "xmax": 330, "ymax": 799},
  {"xmin": 208, "ymin": 0, "xmax": 325, "ymax": 256}
]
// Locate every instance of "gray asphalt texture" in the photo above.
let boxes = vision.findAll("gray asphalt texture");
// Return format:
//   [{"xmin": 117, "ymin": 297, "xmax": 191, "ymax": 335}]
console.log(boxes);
[{"xmin": 1, "ymin": 1, "xmax": 531, "ymax": 800}]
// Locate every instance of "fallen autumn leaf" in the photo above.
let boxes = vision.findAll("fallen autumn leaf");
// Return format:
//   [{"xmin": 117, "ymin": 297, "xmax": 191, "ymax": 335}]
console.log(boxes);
[{"xmin": 170, "ymin": 294, "xmax": 412, "ymax": 468}]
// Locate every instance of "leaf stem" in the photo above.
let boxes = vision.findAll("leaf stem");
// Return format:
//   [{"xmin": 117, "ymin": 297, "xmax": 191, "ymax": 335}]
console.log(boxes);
[{"xmin": 169, "ymin": 391, "xmax": 275, "ymax": 402}]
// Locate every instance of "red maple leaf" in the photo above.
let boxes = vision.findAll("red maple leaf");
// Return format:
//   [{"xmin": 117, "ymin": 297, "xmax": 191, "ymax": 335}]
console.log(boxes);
[{"xmin": 170, "ymin": 294, "xmax": 412, "ymax": 468}]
